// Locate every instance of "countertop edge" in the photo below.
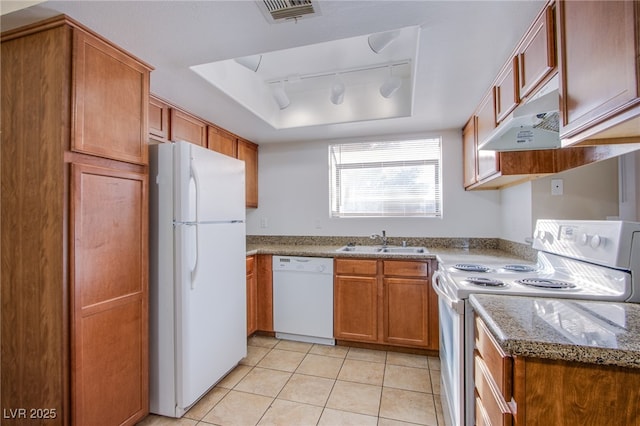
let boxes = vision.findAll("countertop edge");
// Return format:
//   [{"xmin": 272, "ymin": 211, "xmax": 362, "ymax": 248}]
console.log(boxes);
[{"xmin": 470, "ymin": 294, "xmax": 640, "ymax": 369}]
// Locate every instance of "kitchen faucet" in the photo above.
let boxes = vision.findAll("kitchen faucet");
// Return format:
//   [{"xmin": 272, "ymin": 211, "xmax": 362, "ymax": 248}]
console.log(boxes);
[{"xmin": 370, "ymin": 230, "xmax": 388, "ymax": 246}]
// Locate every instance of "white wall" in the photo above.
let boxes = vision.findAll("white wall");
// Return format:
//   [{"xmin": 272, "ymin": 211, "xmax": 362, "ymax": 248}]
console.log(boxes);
[
  {"xmin": 247, "ymin": 129, "xmax": 502, "ymax": 237},
  {"xmin": 499, "ymin": 156, "xmax": 623, "ymax": 243},
  {"xmin": 531, "ymin": 158, "xmax": 619, "ymax": 222},
  {"xmin": 499, "ymin": 181, "xmax": 533, "ymax": 244},
  {"xmin": 247, "ymin": 129, "xmax": 636, "ymax": 240}
]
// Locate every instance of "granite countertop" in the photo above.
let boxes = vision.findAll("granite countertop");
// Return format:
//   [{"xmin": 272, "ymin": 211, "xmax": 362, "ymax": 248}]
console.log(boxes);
[
  {"xmin": 246, "ymin": 243, "xmax": 532, "ymax": 263},
  {"xmin": 470, "ymin": 293, "xmax": 640, "ymax": 369}
]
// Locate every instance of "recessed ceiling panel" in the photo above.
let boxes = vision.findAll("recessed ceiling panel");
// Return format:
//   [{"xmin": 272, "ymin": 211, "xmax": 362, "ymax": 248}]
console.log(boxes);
[{"xmin": 190, "ymin": 26, "xmax": 420, "ymax": 129}]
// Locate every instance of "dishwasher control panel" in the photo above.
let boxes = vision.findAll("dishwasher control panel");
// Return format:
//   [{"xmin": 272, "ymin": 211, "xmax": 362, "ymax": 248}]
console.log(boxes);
[{"xmin": 272, "ymin": 256, "xmax": 333, "ymax": 274}]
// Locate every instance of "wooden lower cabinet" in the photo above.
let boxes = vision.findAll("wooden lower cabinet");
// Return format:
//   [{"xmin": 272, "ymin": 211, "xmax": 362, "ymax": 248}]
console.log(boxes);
[
  {"xmin": 71, "ymin": 162, "xmax": 148, "ymax": 425},
  {"xmin": 334, "ymin": 258, "xmax": 438, "ymax": 350},
  {"xmin": 246, "ymin": 256, "xmax": 258, "ymax": 336},
  {"xmin": 256, "ymin": 254, "xmax": 274, "ymax": 332},
  {"xmin": 334, "ymin": 274, "xmax": 379, "ymax": 342},
  {"xmin": 474, "ymin": 315, "xmax": 640, "ymax": 425}
]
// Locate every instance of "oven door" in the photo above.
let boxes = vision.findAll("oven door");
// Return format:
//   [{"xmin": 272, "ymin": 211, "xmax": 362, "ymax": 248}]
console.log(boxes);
[{"xmin": 432, "ymin": 271, "xmax": 465, "ymax": 426}]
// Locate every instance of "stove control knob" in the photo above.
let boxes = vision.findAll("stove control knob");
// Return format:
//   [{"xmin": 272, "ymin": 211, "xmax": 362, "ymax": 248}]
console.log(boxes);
[
  {"xmin": 579, "ymin": 234, "xmax": 590, "ymax": 246},
  {"xmin": 590, "ymin": 234, "xmax": 602, "ymax": 249},
  {"xmin": 536, "ymin": 230, "xmax": 553, "ymax": 244}
]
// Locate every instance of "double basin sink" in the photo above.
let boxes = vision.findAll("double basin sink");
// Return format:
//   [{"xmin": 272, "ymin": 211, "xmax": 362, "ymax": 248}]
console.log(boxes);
[{"xmin": 336, "ymin": 245, "xmax": 429, "ymax": 255}]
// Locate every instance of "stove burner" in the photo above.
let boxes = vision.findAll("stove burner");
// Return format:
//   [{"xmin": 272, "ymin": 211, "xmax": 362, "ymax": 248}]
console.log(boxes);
[
  {"xmin": 453, "ymin": 263, "xmax": 490, "ymax": 273},
  {"xmin": 464, "ymin": 276, "xmax": 506, "ymax": 287},
  {"xmin": 503, "ymin": 264, "xmax": 538, "ymax": 273},
  {"xmin": 516, "ymin": 278, "xmax": 576, "ymax": 289}
]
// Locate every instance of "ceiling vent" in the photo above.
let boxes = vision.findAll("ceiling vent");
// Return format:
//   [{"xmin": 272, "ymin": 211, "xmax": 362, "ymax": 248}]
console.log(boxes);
[{"xmin": 258, "ymin": 0, "xmax": 320, "ymax": 23}]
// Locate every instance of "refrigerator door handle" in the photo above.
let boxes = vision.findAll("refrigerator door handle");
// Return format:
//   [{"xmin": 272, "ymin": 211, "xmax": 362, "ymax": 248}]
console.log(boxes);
[
  {"xmin": 190, "ymin": 224, "xmax": 200, "ymax": 289},
  {"xmin": 190, "ymin": 156, "xmax": 201, "ymax": 223}
]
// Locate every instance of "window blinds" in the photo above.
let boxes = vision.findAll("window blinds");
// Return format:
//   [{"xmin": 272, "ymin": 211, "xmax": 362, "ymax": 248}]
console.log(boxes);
[{"xmin": 329, "ymin": 139, "xmax": 442, "ymax": 218}]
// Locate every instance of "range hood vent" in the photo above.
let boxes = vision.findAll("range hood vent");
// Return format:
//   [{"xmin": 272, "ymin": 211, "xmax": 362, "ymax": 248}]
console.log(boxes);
[
  {"xmin": 479, "ymin": 77, "xmax": 560, "ymax": 152},
  {"xmin": 259, "ymin": 0, "xmax": 319, "ymax": 22}
]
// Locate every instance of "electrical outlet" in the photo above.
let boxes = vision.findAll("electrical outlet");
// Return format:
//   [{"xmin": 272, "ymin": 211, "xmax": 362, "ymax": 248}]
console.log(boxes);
[
  {"xmin": 551, "ymin": 179, "xmax": 563, "ymax": 195},
  {"xmin": 260, "ymin": 217, "xmax": 268, "ymax": 228}
]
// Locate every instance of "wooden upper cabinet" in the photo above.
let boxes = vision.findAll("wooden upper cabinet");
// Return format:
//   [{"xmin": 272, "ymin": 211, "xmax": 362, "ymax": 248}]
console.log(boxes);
[
  {"xmin": 518, "ymin": 4, "xmax": 556, "ymax": 99},
  {"xmin": 72, "ymin": 29, "xmax": 151, "ymax": 165},
  {"xmin": 149, "ymin": 96, "xmax": 170, "ymax": 142},
  {"xmin": 208, "ymin": 126, "xmax": 237, "ymax": 157},
  {"xmin": 558, "ymin": 0, "xmax": 640, "ymax": 143},
  {"xmin": 475, "ymin": 91, "xmax": 500, "ymax": 180},
  {"xmin": 463, "ymin": 117, "xmax": 478, "ymax": 188},
  {"xmin": 237, "ymin": 139, "xmax": 259, "ymax": 208},
  {"xmin": 170, "ymin": 108, "xmax": 207, "ymax": 147},
  {"xmin": 495, "ymin": 57, "xmax": 519, "ymax": 123}
]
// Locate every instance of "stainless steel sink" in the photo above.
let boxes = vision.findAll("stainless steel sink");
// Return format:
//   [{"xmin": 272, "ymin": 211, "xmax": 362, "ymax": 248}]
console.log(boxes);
[
  {"xmin": 379, "ymin": 246, "xmax": 428, "ymax": 254},
  {"xmin": 336, "ymin": 245, "xmax": 428, "ymax": 255},
  {"xmin": 336, "ymin": 245, "xmax": 384, "ymax": 253}
]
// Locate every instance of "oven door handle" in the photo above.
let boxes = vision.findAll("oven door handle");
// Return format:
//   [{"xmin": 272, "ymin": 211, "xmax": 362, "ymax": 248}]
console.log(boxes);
[{"xmin": 432, "ymin": 271, "xmax": 464, "ymax": 314}]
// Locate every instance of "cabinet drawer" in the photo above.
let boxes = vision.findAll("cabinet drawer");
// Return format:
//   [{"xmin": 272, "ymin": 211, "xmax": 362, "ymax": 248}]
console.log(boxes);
[
  {"xmin": 382, "ymin": 260, "xmax": 429, "ymax": 277},
  {"xmin": 335, "ymin": 259, "xmax": 377, "ymax": 275},
  {"xmin": 246, "ymin": 256, "xmax": 255, "ymax": 275},
  {"xmin": 475, "ymin": 355, "xmax": 512, "ymax": 426},
  {"xmin": 475, "ymin": 316, "xmax": 512, "ymax": 398}
]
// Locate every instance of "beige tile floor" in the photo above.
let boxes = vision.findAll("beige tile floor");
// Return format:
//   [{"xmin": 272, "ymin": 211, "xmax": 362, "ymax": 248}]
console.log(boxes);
[{"xmin": 138, "ymin": 336, "xmax": 444, "ymax": 426}]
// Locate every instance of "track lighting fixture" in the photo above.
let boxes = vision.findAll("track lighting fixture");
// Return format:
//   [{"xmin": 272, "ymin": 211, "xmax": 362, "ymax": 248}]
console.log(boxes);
[
  {"xmin": 330, "ymin": 74, "xmax": 345, "ymax": 105},
  {"xmin": 272, "ymin": 81, "xmax": 290, "ymax": 109},
  {"xmin": 234, "ymin": 55, "xmax": 262, "ymax": 72},
  {"xmin": 380, "ymin": 66, "xmax": 402, "ymax": 98},
  {"xmin": 368, "ymin": 30, "xmax": 401, "ymax": 54}
]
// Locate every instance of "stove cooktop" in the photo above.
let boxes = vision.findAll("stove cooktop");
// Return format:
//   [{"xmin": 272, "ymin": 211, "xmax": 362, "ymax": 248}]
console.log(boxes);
[{"xmin": 439, "ymin": 252, "xmax": 631, "ymax": 301}]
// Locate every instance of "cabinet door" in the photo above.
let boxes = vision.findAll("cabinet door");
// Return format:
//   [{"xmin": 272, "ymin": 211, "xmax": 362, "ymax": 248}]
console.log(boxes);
[
  {"xmin": 383, "ymin": 278, "xmax": 429, "ymax": 347},
  {"xmin": 71, "ymin": 162, "xmax": 148, "ymax": 426},
  {"xmin": 208, "ymin": 126, "xmax": 237, "ymax": 157},
  {"xmin": 246, "ymin": 256, "xmax": 257, "ymax": 336},
  {"xmin": 256, "ymin": 254, "xmax": 274, "ymax": 332},
  {"xmin": 518, "ymin": 5, "xmax": 556, "ymax": 99},
  {"xmin": 72, "ymin": 29, "xmax": 150, "ymax": 165},
  {"xmin": 237, "ymin": 139, "xmax": 259, "ymax": 208},
  {"xmin": 149, "ymin": 96, "xmax": 170, "ymax": 142},
  {"xmin": 463, "ymin": 117, "xmax": 478, "ymax": 188},
  {"xmin": 170, "ymin": 108, "xmax": 207, "ymax": 147},
  {"xmin": 476, "ymin": 92, "xmax": 500, "ymax": 180},
  {"xmin": 558, "ymin": 0, "xmax": 639, "ymax": 139},
  {"xmin": 495, "ymin": 57, "xmax": 519, "ymax": 123},
  {"xmin": 334, "ymin": 275, "xmax": 378, "ymax": 342}
]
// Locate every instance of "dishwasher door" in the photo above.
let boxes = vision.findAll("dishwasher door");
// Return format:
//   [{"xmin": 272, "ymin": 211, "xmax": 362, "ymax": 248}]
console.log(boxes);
[{"xmin": 272, "ymin": 256, "xmax": 334, "ymax": 345}]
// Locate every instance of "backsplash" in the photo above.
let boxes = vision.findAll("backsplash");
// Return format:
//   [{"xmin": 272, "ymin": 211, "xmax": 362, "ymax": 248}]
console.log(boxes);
[{"xmin": 246, "ymin": 235, "xmax": 537, "ymax": 261}]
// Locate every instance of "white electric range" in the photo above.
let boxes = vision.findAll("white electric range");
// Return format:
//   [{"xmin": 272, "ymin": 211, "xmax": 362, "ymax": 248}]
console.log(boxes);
[{"xmin": 432, "ymin": 219, "xmax": 640, "ymax": 426}]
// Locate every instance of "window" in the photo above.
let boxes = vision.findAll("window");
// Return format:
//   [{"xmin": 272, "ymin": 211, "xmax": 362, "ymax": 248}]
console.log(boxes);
[{"xmin": 329, "ymin": 138, "xmax": 442, "ymax": 218}]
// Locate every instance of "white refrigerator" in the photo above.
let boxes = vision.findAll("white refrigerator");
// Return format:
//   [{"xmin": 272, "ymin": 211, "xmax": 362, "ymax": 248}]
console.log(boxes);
[{"xmin": 149, "ymin": 141, "xmax": 247, "ymax": 417}]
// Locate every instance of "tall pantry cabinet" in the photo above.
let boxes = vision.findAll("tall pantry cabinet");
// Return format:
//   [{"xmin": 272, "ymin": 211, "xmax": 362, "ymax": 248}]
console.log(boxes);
[{"xmin": 1, "ymin": 16, "xmax": 152, "ymax": 425}]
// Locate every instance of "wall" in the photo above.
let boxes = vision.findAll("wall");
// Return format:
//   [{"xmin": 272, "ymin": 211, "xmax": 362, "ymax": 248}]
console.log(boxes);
[
  {"xmin": 531, "ymin": 157, "xmax": 619, "ymax": 222},
  {"xmin": 246, "ymin": 129, "xmax": 503, "ymax": 238},
  {"xmin": 499, "ymin": 156, "xmax": 623, "ymax": 243},
  {"xmin": 248, "ymin": 130, "xmax": 636, "ymax": 240},
  {"xmin": 499, "ymin": 181, "xmax": 533, "ymax": 245}
]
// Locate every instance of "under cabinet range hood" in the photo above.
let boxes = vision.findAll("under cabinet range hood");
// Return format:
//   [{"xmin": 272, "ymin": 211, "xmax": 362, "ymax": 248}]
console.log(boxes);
[{"xmin": 478, "ymin": 77, "xmax": 560, "ymax": 151}]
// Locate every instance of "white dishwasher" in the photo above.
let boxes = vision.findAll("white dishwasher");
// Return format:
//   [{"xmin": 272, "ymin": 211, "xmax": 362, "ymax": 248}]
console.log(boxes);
[{"xmin": 272, "ymin": 256, "xmax": 334, "ymax": 345}]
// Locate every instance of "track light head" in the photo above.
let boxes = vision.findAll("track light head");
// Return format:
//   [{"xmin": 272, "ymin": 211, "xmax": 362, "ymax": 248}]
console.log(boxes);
[
  {"xmin": 330, "ymin": 75, "xmax": 345, "ymax": 105},
  {"xmin": 272, "ymin": 81, "xmax": 290, "ymax": 109},
  {"xmin": 368, "ymin": 30, "xmax": 401, "ymax": 54},
  {"xmin": 234, "ymin": 55, "xmax": 262, "ymax": 72}
]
